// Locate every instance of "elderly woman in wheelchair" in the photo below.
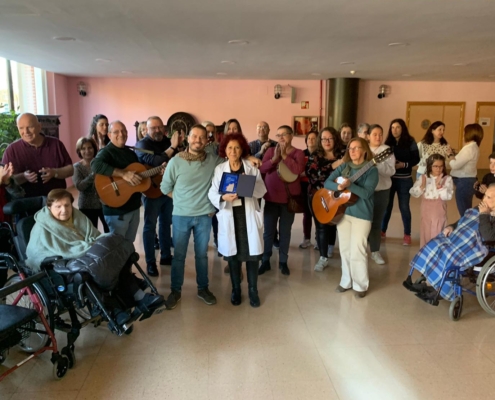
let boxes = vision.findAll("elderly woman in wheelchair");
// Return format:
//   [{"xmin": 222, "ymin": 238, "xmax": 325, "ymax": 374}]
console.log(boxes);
[
  {"xmin": 26, "ymin": 189, "xmax": 165, "ymax": 326},
  {"xmin": 404, "ymin": 185, "xmax": 495, "ymax": 320},
  {"xmin": 1, "ymin": 189, "xmax": 165, "ymax": 368}
]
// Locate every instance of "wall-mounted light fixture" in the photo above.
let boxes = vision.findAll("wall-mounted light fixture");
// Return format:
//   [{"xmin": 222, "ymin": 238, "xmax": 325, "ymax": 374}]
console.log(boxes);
[
  {"xmin": 377, "ymin": 85, "xmax": 388, "ymax": 99},
  {"xmin": 77, "ymin": 81, "xmax": 87, "ymax": 97},
  {"xmin": 274, "ymin": 84, "xmax": 282, "ymax": 99}
]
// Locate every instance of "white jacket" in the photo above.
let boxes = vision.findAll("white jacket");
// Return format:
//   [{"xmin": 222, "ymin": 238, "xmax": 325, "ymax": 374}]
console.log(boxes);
[{"xmin": 208, "ymin": 160, "xmax": 267, "ymax": 257}]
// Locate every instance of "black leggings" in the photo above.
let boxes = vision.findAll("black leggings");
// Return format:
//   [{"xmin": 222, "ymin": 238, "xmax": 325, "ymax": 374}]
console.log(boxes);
[{"xmin": 80, "ymin": 208, "xmax": 110, "ymax": 233}]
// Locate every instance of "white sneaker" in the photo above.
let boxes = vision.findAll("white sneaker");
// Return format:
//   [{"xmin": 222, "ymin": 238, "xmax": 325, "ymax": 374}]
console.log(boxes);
[
  {"xmin": 371, "ymin": 252, "xmax": 385, "ymax": 265},
  {"xmin": 314, "ymin": 256, "xmax": 329, "ymax": 272},
  {"xmin": 299, "ymin": 239, "xmax": 311, "ymax": 249},
  {"xmin": 327, "ymin": 245, "xmax": 334, "ymax": 258}
]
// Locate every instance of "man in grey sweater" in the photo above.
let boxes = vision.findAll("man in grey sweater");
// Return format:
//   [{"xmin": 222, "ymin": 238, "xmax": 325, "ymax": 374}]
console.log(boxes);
[{"xmin": 161, "ymin": 124, "xmax": 223, "ymax": 307}]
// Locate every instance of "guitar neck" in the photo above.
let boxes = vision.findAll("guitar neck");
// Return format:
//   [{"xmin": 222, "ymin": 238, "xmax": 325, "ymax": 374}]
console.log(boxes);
[
  {"xmin": 139, "ymin": 166, "xmax": 163, "ymax": 178},
  {"xmin": 348, "ymin": 159, "xmax": 375, "ymax": 183}
]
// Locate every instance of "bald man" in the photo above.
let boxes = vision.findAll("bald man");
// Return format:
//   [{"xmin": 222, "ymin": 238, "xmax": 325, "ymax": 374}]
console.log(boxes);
[
  {"xmin": 248, "ymin": 121, "xmax": 277, "ymax": 160},
  {"xmin": 91, "ymin": 120, "xmax": 143, "ymax": 245},
  {"xmin": 2, "ymin": 113, "xmax": 73, "ymax": 197}
]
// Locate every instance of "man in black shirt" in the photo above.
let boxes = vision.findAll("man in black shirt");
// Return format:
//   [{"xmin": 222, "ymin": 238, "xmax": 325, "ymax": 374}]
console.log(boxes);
[
  {"xmin": 135, "ymin": 116, "xmax": 180, "ymax": 276},
  {"xmin": 91, "ymin": 121, "xmax": 142, "ymax": 242}
]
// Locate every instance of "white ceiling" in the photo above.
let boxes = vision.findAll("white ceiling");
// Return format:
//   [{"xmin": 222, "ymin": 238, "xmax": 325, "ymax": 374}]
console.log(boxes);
[{"xmin": 1, "ymin": 0, "xmax": 494, "ymax": 81}]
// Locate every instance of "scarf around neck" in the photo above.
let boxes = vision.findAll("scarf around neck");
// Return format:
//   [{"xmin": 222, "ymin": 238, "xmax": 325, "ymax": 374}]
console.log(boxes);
[
  {"xmin": 341, "ymin": 160, "xmax": 367, "ymax": 178},
  {"xmin": 178, "ymin": 148, "xmax": 207, "ymax": 163}
]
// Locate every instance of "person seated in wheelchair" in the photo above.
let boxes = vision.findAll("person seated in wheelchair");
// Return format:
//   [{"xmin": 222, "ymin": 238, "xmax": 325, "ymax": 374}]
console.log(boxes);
[
  {"xmin": 25, "ymin": 189, "xmax": 164, "ymax": 325},
  {"xmin": 405, "ymin": 185, "xmax": 495, "ymax": 302}
]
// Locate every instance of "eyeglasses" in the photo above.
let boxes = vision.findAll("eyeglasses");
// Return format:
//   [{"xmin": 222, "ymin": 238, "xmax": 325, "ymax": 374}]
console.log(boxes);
[
  {"xmin": 275, "ymin": 133, "xmax": 290, "ymax": 138},
  {"xmin": 321, "ymin": 138, "xmax": 334, "ymax": 142},
  {"xmin": 348, "ymin": 146, "xmax": 363, "ymax": 151}
]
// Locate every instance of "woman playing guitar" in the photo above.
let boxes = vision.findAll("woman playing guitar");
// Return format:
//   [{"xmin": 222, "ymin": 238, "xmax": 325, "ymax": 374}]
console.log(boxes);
[
  {"xmin": 324, "ymin": 137, "xmax": 378, "ymax": 298},
  {"xmin": 306, "ymin": 127, "xmax": 344, "ymax": 272}
]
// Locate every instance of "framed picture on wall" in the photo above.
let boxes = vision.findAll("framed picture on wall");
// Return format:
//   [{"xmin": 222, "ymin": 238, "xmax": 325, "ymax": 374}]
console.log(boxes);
[{"xmin": 293, "ymin": 116, "xmax": 319, "ymax": 136}]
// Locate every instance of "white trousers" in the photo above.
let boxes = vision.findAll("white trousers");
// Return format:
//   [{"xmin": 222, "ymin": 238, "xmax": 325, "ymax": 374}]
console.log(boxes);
[{"xmin": 336, "ymin": 214, "xmax": 372, "ymax": 292}]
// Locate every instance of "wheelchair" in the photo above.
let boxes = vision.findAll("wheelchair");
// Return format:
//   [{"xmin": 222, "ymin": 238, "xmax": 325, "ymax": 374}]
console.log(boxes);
[
  {"xmin": 0, "ymin": 197, "xmax": 166, "ymax": 370},
  {"xmin": 403, "ymin": 253, "xmax": 495, "ymax": 321},
  {"xmin": 0, "ymin": 261, "xmax": 69, "ymax": 382}
]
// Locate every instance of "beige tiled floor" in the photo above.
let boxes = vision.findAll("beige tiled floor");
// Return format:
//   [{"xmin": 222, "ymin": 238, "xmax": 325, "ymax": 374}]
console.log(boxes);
[{"xmin": 2, "ymin": 194, "xmax": 495, "ymax": 400}]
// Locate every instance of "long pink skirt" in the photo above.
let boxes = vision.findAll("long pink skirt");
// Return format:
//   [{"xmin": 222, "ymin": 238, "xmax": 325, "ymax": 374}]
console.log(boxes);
[{"xmin": 420, "ymin": 198, "xmax": 447, "ymax": 249}]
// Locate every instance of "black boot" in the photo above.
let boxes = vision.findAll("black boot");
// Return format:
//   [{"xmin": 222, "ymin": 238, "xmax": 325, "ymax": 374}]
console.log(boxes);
[
  {"xmin": 247, "ymin": 261, "xmax": 260, "ymax": 308},
  {"xmin": 229, "ymin": 260, "xmax": 242, "ymax": 306}
]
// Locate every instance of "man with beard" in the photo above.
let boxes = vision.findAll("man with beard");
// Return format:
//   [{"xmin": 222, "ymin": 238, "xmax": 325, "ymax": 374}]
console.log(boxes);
[
  {"xmin": 135, "ymin": 116, "xmax": 181, "ymax": 276},
  {"xmin": 161, "ymin": 124, "xmax": 260, "ymax": 308}
]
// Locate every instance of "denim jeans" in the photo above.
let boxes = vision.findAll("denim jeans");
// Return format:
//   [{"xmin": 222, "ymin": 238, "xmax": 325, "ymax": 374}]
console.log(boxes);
[
  {"xmin": 104, "ymin": 208, "xmax": 140, "ymax": 242},
  {"xmin": 171, "ymin": 214, "xmax": 212, "ymax": 292},
  {"xmin": 142, "ymin": 195, "xmax": 173, "ymax": 264},
  {"xmin": 263, "ymin": 201, "xmax": 295, "ymax": 264},
  {"xmin": 381, "ymin": 177, "xmax": 413, "ymax": 236},
  {"xmin": 452, "ymin": 177, "xmax": 476, "ymax": 217}
]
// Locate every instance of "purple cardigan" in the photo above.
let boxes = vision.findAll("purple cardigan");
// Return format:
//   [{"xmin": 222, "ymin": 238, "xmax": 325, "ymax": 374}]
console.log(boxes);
[{"xmin": 260, "ymin": 147, "xmax": 305, "ymax": 203}]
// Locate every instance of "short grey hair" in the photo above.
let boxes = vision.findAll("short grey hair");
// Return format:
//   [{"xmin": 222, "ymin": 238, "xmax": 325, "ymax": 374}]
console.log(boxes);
[{"xmin": 357, "ymin": 123, "xmax": 370, "ymax": 134}]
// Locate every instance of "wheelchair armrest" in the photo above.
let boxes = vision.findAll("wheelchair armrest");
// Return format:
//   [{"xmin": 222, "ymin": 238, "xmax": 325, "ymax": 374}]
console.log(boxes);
[
  {"xmin": 0, "ymin": 271, "xmax": 46, "ymax": 298},
  {"xmin": 40, "ymin": 256, "xmax": 63, "ymax": 270},
  {"xmin": 73, "ymin": 272, "xmax": 91, "ymax": 285}
]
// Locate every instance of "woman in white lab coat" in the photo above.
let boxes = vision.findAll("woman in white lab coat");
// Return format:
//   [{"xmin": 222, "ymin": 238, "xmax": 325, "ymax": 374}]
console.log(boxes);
[{"xmin": 209, "ymin": 133, "xmax": 267, "ymax": 307}]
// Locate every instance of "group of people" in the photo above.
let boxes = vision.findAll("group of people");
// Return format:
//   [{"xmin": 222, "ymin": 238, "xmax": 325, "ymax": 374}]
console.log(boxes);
[{"xmin": 0, "ymin": 111, "xmax": 490, "ymax": 305}]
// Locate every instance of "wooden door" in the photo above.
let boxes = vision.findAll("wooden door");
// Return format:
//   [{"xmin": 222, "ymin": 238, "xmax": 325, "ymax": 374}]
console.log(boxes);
[
  {"xmin": 476, "ymin": 102, "xmax": 495, "ymax": 170},
  {"xmin": 406, "ymin": 102, "xmax": 465, "ymax": 154}
]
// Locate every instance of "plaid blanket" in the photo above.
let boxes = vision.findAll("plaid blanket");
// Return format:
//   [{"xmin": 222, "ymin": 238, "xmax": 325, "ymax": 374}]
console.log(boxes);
[{"xmin": 410, "ymin": 208, "xmax": 487, "ymax": 301}]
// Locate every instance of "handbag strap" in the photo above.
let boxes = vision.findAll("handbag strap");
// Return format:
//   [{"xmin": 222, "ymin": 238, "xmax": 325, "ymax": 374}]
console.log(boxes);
[{"xmin": 283, "ymin": 182, "xmax": 293, "ymax": 200}]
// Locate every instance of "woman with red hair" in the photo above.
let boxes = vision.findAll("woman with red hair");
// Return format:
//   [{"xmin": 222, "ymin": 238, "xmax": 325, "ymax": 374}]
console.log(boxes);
[{"xmin": 208, "ymin": 133, "xmax": 267, "ymax": 307}]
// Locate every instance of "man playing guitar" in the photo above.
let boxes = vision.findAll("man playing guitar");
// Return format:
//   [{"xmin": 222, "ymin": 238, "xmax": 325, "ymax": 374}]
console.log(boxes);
[{"xmin": 91, "ymin": 120, "xmax": 144, "ymax": 243}]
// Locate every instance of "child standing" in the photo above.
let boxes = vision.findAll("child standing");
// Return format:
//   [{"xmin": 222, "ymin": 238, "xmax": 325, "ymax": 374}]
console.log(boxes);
[
  {"xmin": 474, "ymin": 152, "xmax": 495, "ymax": 200},
  {"xmin": 410, "ymin": 154, "xmax": 453, "ymax": 248}
]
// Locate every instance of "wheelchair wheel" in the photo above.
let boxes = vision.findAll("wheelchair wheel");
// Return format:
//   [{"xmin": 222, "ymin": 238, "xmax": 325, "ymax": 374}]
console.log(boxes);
[
  {"xmin": 414, "ymin": 276, "xmax": 426, "ymax": 285},
  {"xmin": 62, "ymin": 345, "xmax": 76, "ymax": 369},
  {"xmin": 476, "ymin": 256, "xmax": 495, "ymax": 316},
  {"xmin": 4, "ymin": 274, "xmax": 55, "ymax": 352},
  {"xmin": 449, "ymin": 295, "xmax": 463, "ymax": 321},
  {"xmin": 53, "ymin": 354, "xmax": 69, "ymax": 379}
]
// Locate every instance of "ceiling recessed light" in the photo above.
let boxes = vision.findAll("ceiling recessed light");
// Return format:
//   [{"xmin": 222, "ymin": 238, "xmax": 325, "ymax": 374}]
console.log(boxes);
[
  {"xmin": 350, "ymin": 70, "xmax": 356, "ymax": 75},
  {"xmin": 228, "ymin": 40, "xmax": 249, "ymax": 45},
  {"xmin": 53, "ymin": 36, "xmax": 76, "ymax": 41},
  {"xmin": 388, "ymin": 42, "xmax": 409, "ymax": 47},
  {"xmin": 216, "ymin": 72, "xmax": 227, "ymax": 76},
  {"xmin": 453, "ymin": 63, "xmax": 466, "ymax": 66},
  {"xmin": 340, "ymin": 61, "xmax": 355, "ymax": 65},
  {"xmin": 311, "ymin": 73, "xmax": 321, "ymax": 76},
  {"xmin": 221, "ymin": 60, "xmax": 236, "ymax": 64},
  {"xmin": 95, "ymin": 58, "xmax": 111, "ymax": 63},
  {"xmin": 402, "ymin": 74, "xmax": 412, "ymax": 77}
]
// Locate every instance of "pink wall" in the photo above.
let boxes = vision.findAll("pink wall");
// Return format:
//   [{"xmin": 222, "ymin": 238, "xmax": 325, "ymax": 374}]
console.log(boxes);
[
  {"xmin": 64, "ymin": 77, "xmax": 326, "ymax": 156},
  {"xmin": 358, "ymin": 80, "xmax": 495, "ymax": 130}
]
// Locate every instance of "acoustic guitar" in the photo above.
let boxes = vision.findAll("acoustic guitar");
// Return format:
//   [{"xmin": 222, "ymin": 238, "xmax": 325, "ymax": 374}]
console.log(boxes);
[
  {"xmin": 312, "ymin": 148, "xmax": 393, "ymax": 225},
  {"xmin": 142, "ymin": 166, "xmax": 164, "ymax": 199},
  {"xmin": 95, "ymin": 162, "xmax": 165, "ymax": 208}
]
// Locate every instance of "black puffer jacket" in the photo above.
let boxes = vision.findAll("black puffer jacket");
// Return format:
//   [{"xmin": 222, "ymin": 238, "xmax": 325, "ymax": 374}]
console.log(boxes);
[{"xmin": 54, "ymin": 233, "xmax": 135, "ymax": 291}]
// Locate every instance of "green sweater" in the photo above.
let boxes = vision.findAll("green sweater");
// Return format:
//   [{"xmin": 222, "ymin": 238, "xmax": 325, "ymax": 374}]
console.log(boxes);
[
  {"xmin": 324, "ymin": 162, "xmax": 378, "ymax": 221},
  {"xmin": 90, "ymin": 143, "xmax": 141, "ymax": 216},
  {"xmin": 161, "ymin": 153, "xmax": 222, "ymax": 216}
]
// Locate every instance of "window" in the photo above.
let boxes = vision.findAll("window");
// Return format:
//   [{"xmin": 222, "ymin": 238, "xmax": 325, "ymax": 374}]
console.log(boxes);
[{"xmin": 0, "ymin": 56, "xmax": 48, "ymax": 114}]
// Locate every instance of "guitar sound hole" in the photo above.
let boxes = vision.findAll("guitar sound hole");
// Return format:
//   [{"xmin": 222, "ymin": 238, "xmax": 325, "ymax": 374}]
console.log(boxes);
[{"xmin": 334, "ymin": 191, "xmax": 341, "ymax": 198}]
